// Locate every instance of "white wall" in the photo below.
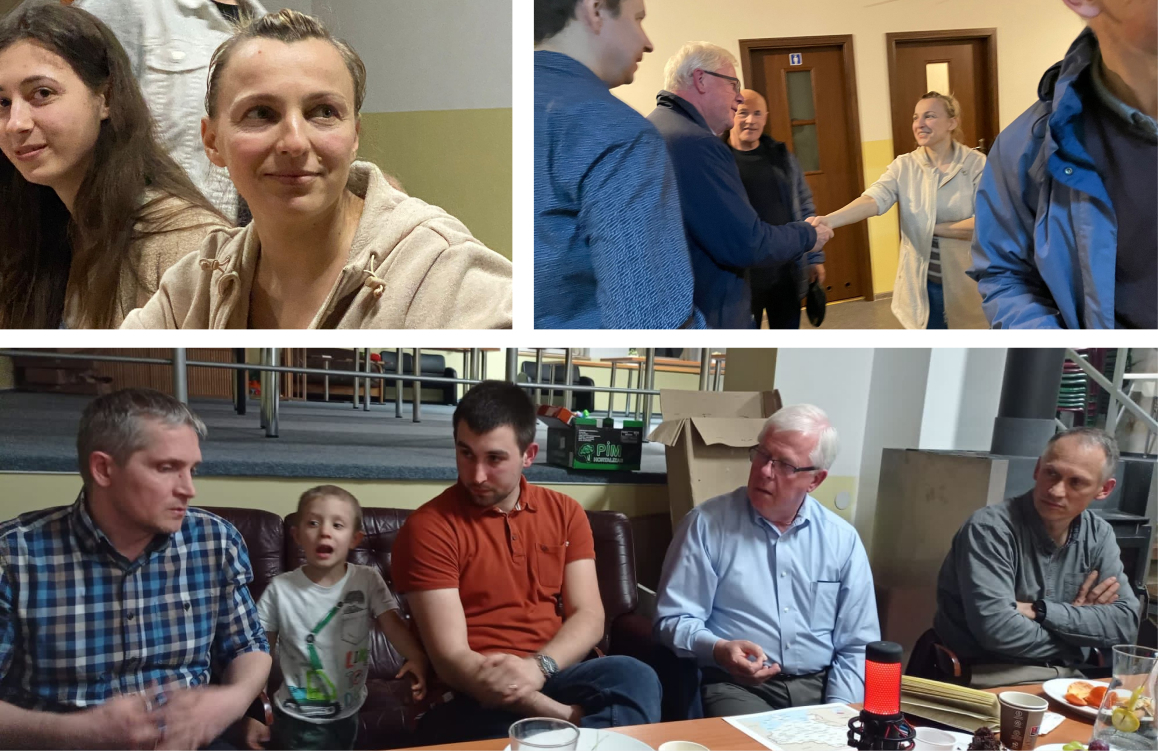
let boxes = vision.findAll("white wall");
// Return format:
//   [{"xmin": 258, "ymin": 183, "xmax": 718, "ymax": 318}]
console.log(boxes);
[
  {"xmin": 773, "ymin": 348, "xmax": 876, "ymax": 479},
  {"xmin": 919, "ymin": 349, "xmax": 1007, "ymax": 451},
  {"xmin": 310, "ymin": 0, "xmax": 511, "ymax": 113},
  {"xmin": 773, "ymin": 348, "xmax": 1010, "ymax": 553},
  {"xmin": 614, "ymin": 0, "xmax": 1084, "ymax": 139},
  {"xmin": 854, "ymin": 349, "xmax": 933, "ymax": 552}
]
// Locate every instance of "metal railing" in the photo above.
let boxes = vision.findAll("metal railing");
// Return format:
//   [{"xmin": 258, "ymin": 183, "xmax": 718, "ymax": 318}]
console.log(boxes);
[
  {"xmin": 0, "ymin": 348, "xmax": 722, "ymax": 439},
  {"xmin": 1065, "ymin": 348, "xmax": 1158, "ymax": 452}
]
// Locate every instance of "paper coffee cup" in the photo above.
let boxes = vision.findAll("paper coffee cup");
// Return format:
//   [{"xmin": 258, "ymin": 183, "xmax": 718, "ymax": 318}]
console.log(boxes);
[{"xmin": 998, "ymin": 691, "xmax": 1049, "ymax": 751}]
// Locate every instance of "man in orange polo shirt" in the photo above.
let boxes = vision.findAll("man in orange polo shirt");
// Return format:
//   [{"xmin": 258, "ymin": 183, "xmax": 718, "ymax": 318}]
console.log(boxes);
[{"xmin": 392, "ymin": 380, "xmax": 662, "ymax": 744}]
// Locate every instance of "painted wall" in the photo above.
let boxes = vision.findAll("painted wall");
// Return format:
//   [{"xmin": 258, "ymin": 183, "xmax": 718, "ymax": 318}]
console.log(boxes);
[
  {"xmin": 613, "ymin": 0, "xmax": 1084, "ymax": 295},
  {"xmin": 919, "ymin": 348, "xmax": 1008, "ymax": 451},
  {"xmin": 855, "ymin": 349, "xmax": 932, "ymax": 555},
  {"xmin": 309, "ymin": 0, "xmax": 513, "ymax": 257}
]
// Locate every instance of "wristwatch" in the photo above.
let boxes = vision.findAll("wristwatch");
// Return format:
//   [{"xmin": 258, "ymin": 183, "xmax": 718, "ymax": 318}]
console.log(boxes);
[
  {"xmin": 1032, "ymin": 599, "xmax": 1047, "ymax": 624},
  {"xmin": 533, "ymin": 654, "xmax": 559, "ymax": 679}
]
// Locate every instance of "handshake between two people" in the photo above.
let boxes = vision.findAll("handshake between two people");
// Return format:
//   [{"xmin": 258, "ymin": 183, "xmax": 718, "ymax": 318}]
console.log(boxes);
[{"xmin": 805, "ymin": 215, "xmax": 835, "ymax": 253}]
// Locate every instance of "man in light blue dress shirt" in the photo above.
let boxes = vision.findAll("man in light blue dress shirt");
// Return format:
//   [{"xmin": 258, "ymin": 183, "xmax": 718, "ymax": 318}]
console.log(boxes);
[{"xmin": 654, "ymin": 405, "xmax": 880, "ymax": 716}]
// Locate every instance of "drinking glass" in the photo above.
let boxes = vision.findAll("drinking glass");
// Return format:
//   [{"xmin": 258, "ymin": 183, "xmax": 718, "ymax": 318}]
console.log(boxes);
[
  {"xmin": 508, "ymin": 717, "xmax": 580, "ymax": 751},
  {"xmin": 1090, "ymin": 645, "xmax": 1157, "ymax": 751}
]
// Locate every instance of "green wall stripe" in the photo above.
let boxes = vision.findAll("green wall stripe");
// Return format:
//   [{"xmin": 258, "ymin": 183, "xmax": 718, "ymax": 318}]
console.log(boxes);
[{"xmin": 357, "ymin": 108, "xmax": 512, "ymax": 259}]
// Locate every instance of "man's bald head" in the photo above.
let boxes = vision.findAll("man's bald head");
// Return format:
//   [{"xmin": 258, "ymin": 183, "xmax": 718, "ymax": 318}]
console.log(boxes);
[
  {"xmin": 731, "ymin": 88, "xmax": 769, "ymax": 149},
  {"xmin": 741, "ymin": 89, "xmax": 767, "ymax": 110}
]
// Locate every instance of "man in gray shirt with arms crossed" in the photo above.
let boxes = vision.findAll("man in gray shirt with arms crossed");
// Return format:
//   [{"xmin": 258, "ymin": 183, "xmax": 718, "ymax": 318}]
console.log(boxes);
[{"xmin": 934, "ymin": 427, "xmax": 1140, "ymax": 688}]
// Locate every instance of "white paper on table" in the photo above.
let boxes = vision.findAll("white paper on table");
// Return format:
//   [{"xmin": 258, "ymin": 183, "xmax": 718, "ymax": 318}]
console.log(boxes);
[
  {"xmin": 1039, "ymin": 711, "xmax": 1066, "ymax": 736},
  {"xmin": 723, "ymin": 703, "xmax": 861, "ymax": 751}
]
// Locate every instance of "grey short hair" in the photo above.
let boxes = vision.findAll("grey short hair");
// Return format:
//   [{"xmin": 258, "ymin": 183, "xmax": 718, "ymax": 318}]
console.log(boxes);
[
  {"xmin": 1046, "ymin": 427, "xmax": 1119, "ymax": 483},
  {"xmin": 77, "ymin": 388, "xmax": 207, "ymax": 486},
  {"xmin": 757, "ymin": 404, "xmax": 839, "ymax": 470},
  {"xmin": 664, "ymin": 41, "xmax": 739, "ymax": 92}
]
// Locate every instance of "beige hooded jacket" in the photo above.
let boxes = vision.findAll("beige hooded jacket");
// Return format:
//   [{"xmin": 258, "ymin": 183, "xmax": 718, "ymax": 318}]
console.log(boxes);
[
  {"xmin": 62, "ymin": 198, "xmax": 227, "ymax": 329},
  {"xmin": 122, "ymin": 161, "xmax": 512, "ymax": 329}
]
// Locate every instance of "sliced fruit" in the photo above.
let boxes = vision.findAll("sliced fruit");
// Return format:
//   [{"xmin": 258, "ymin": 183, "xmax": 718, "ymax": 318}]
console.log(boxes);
[
  {"xmin": 1112, "ymin": 706, "xmax": 1141, "ymax": 733},
  {"xmin": 1066, "ymin": 681, "xmax": 1095, "ymax": 704},
  {"xmin": 1087, "ymin": 686, "xmax": 1108, "ymax": 707}
]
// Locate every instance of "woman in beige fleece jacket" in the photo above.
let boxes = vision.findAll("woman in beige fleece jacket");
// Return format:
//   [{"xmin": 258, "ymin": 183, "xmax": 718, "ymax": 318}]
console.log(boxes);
[
  {"xmin": 0, "ymin": 3, "xmax": 229, "ymax": 329},
  {"xmin": 123, "ymin": 9, "xmax": 512, "ymax": 330}
]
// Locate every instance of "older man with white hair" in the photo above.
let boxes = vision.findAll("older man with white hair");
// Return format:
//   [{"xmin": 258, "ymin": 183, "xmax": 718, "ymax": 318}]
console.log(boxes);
[
  {"xmin": 654, "ymin": 405, "xmax": 879, "ymax": 715},
  {"xmin": 647, "ymin": 43, "xmax": 833, "ymax": 329}
]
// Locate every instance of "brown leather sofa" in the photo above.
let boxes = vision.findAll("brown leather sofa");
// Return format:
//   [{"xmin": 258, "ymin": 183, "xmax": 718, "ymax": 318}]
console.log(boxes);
[{"xmin": 203, "ymin": 505, "xmax": 656, "ymax": 750}]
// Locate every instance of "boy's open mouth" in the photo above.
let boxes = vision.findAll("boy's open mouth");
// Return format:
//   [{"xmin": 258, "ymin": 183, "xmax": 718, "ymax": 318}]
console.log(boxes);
[{"xmin": 315, "ymin": 544, "xmax": 334, "ymax": 558}]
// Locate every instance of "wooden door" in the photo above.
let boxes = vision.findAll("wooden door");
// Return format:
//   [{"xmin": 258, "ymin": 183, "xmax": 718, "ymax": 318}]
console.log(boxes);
[
  {"xmin": 887, "ymin": 30, "xmax": 999, "ymax": 157},
  {"xmin": 743, "ymin": 37, "xmax": 871, "ymax": 303}
]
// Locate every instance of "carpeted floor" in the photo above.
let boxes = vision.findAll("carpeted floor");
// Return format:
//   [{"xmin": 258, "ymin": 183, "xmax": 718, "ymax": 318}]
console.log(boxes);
[{"xmin": 0, "ymin": 392, "xmax": 668, "ymax": 484}]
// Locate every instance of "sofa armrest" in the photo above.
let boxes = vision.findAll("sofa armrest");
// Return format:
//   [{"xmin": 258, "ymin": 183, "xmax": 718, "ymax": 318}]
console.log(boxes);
[
  {"xmin": 608, "ymin": 612, "xmax": 703, "ymax": 722},
  {"xmin": 607, "ymin": 612, "xmax": 654, "ymax": 661}
]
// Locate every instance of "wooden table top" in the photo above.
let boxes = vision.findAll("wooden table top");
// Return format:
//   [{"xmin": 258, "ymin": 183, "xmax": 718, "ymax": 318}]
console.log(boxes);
[{"xmin": 398, "ymin": 683, "xmax": 1094, "ymax": 750}]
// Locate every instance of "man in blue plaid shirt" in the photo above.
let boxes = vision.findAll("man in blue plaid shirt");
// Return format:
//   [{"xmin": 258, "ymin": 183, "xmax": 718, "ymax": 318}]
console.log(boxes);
[{"xmin": 0, "ymin": 389, "xmax": 271, "ymax": 749}]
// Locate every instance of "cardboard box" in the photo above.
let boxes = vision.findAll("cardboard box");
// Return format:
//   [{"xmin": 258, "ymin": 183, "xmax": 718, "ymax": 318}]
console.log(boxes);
[
  {"xmin": 545, "ymin": 418, "xmax": 644, "ymax": 471},
  {"xmin": 648, "ymin": 389, "xmax": 782, "ymax": 529},
  {"xmin": 536, "ymin": 404, "xmax": 581, "ymax": 429}
]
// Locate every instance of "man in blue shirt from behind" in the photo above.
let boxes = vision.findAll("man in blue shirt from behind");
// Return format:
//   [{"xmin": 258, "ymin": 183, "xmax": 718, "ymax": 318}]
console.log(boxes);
[
  {"xmin": 648, "ymin": 43, "xmax": 833, "ymax": 329},
  {"xmin": 655, "ymin": 404, "xmax": 879, "ymax": 715},
  {"xmin": 534, "ymin": 0, "xmax": 702, "ymax": 329}
]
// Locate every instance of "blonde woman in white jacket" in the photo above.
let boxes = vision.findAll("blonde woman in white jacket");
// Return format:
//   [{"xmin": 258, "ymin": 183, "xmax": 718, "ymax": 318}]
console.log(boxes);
[{"xmin": 817, "ymin": 92, "xmax": 986, "ymax": 329}]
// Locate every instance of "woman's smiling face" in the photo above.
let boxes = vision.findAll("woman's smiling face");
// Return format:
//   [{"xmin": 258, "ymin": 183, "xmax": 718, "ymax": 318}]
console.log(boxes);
[
  {"xmin": 0, "ymin": 40, "xmax": 108, "ymax": 203},
  {"xmin": 202, "ymin": 37, "xmax": 360, "ymax": 221},
  {"xmin": 912, "ymin": 96, "xmax": 956, "ymax": 149}
]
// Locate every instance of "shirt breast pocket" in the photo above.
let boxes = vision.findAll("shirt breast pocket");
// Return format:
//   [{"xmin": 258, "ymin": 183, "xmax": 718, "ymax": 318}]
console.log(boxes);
[
  {"xmin": 150, "ymin": 590, "xmax": 211, "ymax": 659},
  {"xmin": 1062, "ymin": 572, "xmax": 1091, "ymax": 605},
  {"xmin": 535, "ymin": 543, "xmax": 567, "ymax": 590},
  {"xmin": 811, "ymin": 581, "xmax": 841, "ymax": 633},
  {"xmin": 143, "ymin": 40, "xmax": 211, "ymax": 142}
]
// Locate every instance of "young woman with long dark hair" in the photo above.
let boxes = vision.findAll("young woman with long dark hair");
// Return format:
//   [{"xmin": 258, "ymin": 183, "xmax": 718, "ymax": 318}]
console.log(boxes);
[{"xmin": 0, "ymin": 2, "xmax": 229, "ymax": 328}]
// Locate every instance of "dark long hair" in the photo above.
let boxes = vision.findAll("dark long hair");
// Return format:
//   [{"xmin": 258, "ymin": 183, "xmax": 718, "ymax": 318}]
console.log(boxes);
[{"xmin": 0, "ymin": 3, "xmax": 225, "ymax": 329}]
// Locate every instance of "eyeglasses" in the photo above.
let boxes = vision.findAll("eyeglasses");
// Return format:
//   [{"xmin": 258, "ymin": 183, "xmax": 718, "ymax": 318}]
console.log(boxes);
[
  {"xmin": 748, "ymin": 446, "xmax": 819, "ymax": 476},
  {"xmin": 700, "ymin": 69, "xmax": 741, "ymax": 94}
]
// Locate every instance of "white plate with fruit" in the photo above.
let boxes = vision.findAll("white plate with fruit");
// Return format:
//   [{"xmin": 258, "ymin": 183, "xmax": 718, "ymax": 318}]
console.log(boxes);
[
  {"xmin": 1043, "ymin": 678, "xmax": 1155, "ymax": 728},
  {"xmin": 1042, "ymin": 679, "xmax": 1111, "ymax": 718}
]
